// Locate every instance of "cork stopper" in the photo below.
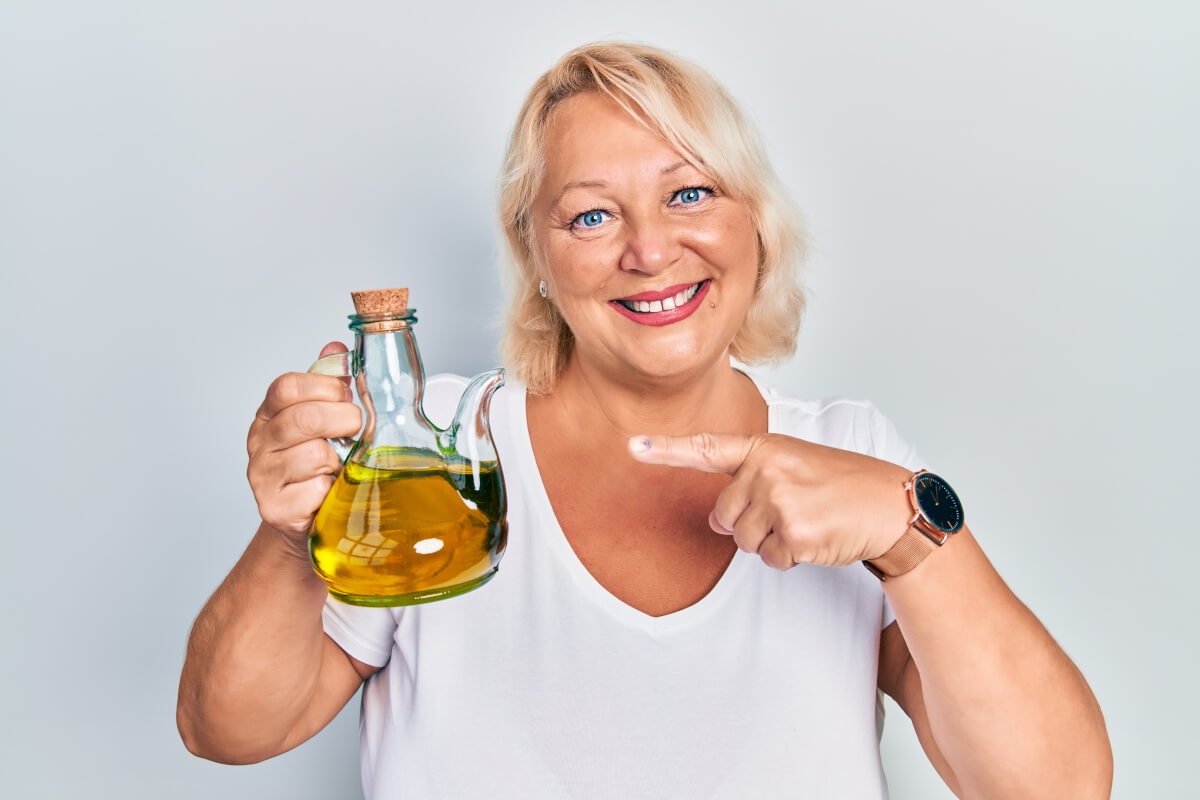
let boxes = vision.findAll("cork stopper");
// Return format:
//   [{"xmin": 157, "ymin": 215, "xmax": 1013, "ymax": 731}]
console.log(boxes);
[{"xmin": 350, "ymin": 288, "xmax": 409, "ymax": 315}]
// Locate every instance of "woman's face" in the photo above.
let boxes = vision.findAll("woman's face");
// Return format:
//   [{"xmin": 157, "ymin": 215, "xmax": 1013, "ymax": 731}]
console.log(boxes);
[{"xmin": 531, "ymin": 91, "xmax": 760, "ymax": 386}]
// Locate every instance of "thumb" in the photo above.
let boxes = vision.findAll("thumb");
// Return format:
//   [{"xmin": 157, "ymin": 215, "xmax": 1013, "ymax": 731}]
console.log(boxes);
[
  {"xmin": 319, "ymin": 340, "xmax": 349, "ymax": 358},
  {"xmin": 628, "ymin": 432, "xmax": 756, "ymax": 475},
  {"xmin": 315, "ymin": 341, "xmax": 352, "ymax": 400}
]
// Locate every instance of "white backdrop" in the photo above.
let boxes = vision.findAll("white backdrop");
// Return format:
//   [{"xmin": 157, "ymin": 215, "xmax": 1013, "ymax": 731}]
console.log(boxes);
[{"xmin": 1, "ymin": 1, "xmax": 1195, "ymax": 797}]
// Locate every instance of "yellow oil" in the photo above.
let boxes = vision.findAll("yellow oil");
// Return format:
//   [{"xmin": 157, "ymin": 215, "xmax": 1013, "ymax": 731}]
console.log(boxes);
[{"xmin": 310, "ymin": 447, "xmax": 506, "ymax": 606}]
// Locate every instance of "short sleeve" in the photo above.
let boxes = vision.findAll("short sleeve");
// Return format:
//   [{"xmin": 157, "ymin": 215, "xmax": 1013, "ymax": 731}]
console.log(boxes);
[
  {"xmin": 323, "ymin": 597, "xmax": 399, "ymax": 668},
  {"xmin": 867, "ymin": 403, "xmax": 926, "ymax": 474},
  {"xmin": 866, "ymin": 404, "xmax": 927, "ymax": 630}
]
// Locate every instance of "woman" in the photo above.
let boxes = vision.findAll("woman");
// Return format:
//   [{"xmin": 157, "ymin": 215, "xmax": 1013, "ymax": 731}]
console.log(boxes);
[{"xmin": 178, "ymin": 42, "xmax": 1112, "ymax": 798}]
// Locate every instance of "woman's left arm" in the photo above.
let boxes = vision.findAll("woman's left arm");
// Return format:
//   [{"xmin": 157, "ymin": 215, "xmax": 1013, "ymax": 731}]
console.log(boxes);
[
  {"xmin": 630, "ymin": 432, "xmax": 1113, "ymax": 800},
  {"xmin": 876, "ymin": 525, "xmax": 1112, "ymax": 799}
]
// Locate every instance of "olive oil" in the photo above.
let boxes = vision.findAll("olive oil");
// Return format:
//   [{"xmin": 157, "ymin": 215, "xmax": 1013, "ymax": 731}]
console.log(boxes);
[{"xmin": 310, "ymin": 447, "xmax": 507, "ymax": 606}]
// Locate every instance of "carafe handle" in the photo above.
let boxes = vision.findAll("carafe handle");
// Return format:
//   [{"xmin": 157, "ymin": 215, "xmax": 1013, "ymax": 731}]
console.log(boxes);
[{"xmin": 307, "ymin": 351, "xmax": 357, "ymax": 463}]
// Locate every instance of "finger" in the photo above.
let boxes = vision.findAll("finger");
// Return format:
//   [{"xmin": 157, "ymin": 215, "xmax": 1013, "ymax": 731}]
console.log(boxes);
[
  {"xmin": 628, "ymin": 432, "xmax": 757, "ymax": 475},
  {"xmin": 259, "ymin": 400, "xmax": 362, "ymax": 451},
  {"xmin": 316, "ymin": 341, "xmax": 353, "ymax": 397},
  {"xmin": 259, "ymin": 372, "xmax": 353, "ymax": 420},
  {"xmin": 318, "ymin": 341, "xmax": 349, "ymax": 358},
  {"xmin": 271, "ymin": 438, "xmax": 343, "ymax": 488},
  {"xmin": 249, "ymin": 439, "xmax": 337, "ymax": 496},
  {"xmin": 708, "ymin": 509, "xmax": 733, "ymax": 535},
  {"xmin": 757, "ymin": 532, "xmax": 797, "ymax": 571},
  {"xmin": 729, "ymin": 502, "xmax": 772, "ymax": 555},
  {"xmin": 711, "ymin": 472, "xmax": 753, "ymax": 534},
  {"xmin": 261, "ymin": 475, "xmax": 337, "ymax": 534}
]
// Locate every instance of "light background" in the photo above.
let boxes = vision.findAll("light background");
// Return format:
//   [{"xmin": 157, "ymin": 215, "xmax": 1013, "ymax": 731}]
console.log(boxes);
[{"xmin": 1, "ymin": 1, "xmax": 1195, "ymax": 797}]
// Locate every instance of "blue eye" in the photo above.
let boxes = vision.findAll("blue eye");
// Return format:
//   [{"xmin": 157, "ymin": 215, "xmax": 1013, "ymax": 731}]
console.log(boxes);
[
  {"xmin": 573, "ymin": 209, "xmax": 609, "ymax": 228},
  {"xmin": 672, "ymin": 187, "xmax": 711, "ymax": 205}
]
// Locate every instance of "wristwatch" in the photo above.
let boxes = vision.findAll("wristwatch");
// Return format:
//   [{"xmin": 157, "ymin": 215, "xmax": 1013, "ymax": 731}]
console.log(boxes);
[{"xmin": 863, "ymin": 470, "xmax": 964, "ymax": 581}]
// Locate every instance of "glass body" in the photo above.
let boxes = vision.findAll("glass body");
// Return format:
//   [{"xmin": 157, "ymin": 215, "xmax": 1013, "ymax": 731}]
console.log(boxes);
[{"xmin": 307, "ymin": 309, "xmax": 507, "ymax": 606}]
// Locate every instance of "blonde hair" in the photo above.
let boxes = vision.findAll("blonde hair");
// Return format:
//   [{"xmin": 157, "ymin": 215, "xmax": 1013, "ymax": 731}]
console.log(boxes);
[{"xmin": 498, "ymin": 41, "xmax": 807, "ymax": 394}]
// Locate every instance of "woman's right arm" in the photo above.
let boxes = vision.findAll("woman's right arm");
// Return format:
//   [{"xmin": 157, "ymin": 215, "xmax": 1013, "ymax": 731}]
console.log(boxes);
[{"xmin": 177, "ymin": 347, "xmax": 377, "ymax": 764}]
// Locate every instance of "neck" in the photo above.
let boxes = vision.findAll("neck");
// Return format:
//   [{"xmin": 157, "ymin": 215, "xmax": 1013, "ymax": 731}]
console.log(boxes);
[{"xmin": 536, "ymin": 352, "xmax": 766, "ymax": 443}]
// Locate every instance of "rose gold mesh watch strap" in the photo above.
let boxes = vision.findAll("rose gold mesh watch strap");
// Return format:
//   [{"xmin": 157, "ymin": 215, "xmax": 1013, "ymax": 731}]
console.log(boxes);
[{"xmin": 863, "ymin": 525, "xmax": 936, "ymax": 581}]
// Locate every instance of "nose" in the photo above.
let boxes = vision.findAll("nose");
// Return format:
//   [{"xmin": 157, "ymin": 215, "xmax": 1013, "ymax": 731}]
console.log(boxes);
[{"xmin": 618, "ymin": 213, "xmax": 682, "ymax": 275}]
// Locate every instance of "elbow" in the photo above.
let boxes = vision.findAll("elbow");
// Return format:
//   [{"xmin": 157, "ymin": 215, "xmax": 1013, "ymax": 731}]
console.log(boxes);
[
  {"xmin": 176, "ymin": 702, "xmax": 277, "ymax": 765},
  {"xmin": 176, "ymin": 704, "xmax": 216, "ymax": 761},
  {"xmin": 176, "ymin": 704, "xmax": 227, "ymax": 763}
]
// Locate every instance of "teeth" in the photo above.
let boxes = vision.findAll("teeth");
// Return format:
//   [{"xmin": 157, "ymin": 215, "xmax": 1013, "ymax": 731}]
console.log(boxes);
[{"xmin": 619, "ymin": 281, "xmax": 704, "ymax": 313}]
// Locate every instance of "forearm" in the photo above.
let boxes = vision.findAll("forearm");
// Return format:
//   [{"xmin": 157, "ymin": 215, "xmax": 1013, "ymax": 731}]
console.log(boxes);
[
  {"xmin": 884, "ymin": 526, "xmax": 1112, "ymax": 799},
  {"xmin": 177, "ymin": 522, "xmax": 330, "ymax": 763}
]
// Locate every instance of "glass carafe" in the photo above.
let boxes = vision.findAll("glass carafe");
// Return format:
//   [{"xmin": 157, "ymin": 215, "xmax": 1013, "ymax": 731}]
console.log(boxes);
[{"xmin": 306, "ymin": 288, "xmax": 506, "ymax": 606}]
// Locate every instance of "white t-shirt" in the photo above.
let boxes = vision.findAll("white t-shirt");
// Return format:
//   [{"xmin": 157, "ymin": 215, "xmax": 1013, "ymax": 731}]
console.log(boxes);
[{"xmin": 323, "ymin": 374, "xmax": 923, "ymax": 799}]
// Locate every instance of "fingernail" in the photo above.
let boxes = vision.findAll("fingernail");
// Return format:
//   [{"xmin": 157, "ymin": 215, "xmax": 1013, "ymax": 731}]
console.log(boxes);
[{"xmin": 629, "ymin": 436, "xmax": 651, "ymax": 453}]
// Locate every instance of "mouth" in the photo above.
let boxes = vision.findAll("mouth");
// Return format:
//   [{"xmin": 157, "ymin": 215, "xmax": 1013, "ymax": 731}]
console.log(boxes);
[{"xmin": 608, "ymin": 280, "xmax": 711, "ymax": 327}]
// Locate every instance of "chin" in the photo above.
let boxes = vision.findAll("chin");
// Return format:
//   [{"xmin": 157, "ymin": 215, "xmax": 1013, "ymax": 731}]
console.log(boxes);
[{"xmin": 619, "ymin": 344, "xmax": 728, "ymax": 384}]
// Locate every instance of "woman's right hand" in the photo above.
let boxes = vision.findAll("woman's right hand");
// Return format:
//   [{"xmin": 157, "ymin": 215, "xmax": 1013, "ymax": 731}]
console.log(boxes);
[{"xmin": 245, "ymin": 342, "xmax": 363, "ymax": 551}]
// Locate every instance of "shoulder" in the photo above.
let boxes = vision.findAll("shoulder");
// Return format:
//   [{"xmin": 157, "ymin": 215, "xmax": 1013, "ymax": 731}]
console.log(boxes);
[{"xmin": 753, "ymin": 379, "xmax": 925, "ymax": 471}]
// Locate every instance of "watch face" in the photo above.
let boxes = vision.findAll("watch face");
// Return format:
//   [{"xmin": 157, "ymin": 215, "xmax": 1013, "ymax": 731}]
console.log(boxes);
[{"xmin": 913, "ymin": 473, "xmax": 964, "ymax": 533}]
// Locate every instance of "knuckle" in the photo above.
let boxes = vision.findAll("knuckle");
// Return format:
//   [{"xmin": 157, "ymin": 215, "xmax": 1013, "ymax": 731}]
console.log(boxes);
[
  {"xmin": 765, "ymin": 483, "xmax": 790, "ymax": 506},
  {"xmin": 691, "ymin": 432, "xmax": 721, "ymax": 465},
  {"xmin": 302, "ymin": 439, "xmax": 337, "ymax": 472},
  {"xmin": 291, "ymin": 403, "xmax": 324, "ymax": 439},
  {"xmin": 779, "ymin": 518, "xmax": 808, "ymax": 544},
  {"xmin": 732, "ymin": 530, "xmax": 756, "ymax": 553},
  {"xmin": 270, "ymin": 372, "xmax": 306, "ymax": 408},
  {"xmin": 760, "ymin": 461, "xmax": 787, "ymax": 484},
  {"xmin": 765, "ymin": 549, "xmax": 793, "ymax": 572},
  {"xmin": 246, "ymin": 460, "xmax": 273, "ymax": 496}
]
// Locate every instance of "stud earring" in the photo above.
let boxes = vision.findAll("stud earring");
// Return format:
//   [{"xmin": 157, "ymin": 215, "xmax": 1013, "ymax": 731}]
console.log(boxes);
[{"xmin": 538, "ymin": 280, "xmax": 548, "ymax": 298}]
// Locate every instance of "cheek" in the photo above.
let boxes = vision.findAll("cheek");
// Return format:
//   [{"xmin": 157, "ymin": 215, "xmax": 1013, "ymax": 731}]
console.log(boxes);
[
  {"xmin": 543, "ymin": 238, "xmax": 618, "ymax": 296},
  {"xmin": 690, "ymin": 213, "xmax": 759, "ymax": 279}
]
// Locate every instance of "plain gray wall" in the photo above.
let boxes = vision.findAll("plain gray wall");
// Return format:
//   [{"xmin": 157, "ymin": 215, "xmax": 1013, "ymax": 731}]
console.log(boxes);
[{"xmin": 1, "ymin": 1, "xmax": 1195, "ymax": 797}]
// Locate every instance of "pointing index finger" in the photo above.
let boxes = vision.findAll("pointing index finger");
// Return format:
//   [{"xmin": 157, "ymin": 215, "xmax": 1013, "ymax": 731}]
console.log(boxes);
[{"xmin": 628, "ymin": 432, "xmax": 755, "ymax": 475}]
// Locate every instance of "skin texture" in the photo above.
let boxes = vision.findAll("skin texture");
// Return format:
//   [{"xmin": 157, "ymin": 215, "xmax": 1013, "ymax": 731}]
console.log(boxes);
[
  {"xmin": 534, "ymin": 93, "xmax": 760, "ymax": 392},
  {"xmin": 177, "ymin": 343, "xmax": 380, "ymax": 762},
  {"xmin": 178, "ymin": 90, "xmax": 1112, "ymax": 797}
]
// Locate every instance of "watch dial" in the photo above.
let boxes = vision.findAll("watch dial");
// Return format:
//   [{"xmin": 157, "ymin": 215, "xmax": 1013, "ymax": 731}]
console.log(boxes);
[{"xmin": 914, "ymin": 473, "xmax": 964, "ymax": 533}]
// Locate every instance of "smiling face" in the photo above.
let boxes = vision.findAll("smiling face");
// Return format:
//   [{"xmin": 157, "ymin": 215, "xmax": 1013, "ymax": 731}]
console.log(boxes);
[{"xmin": 531, "ymin": 91, "xmax": 761, "ymax": 387}]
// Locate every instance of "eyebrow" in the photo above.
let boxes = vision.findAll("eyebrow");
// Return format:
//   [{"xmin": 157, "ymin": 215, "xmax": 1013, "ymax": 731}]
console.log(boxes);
[{"xmin": 548, "ymin": 160, "xmax": 693, "ymax": 210}]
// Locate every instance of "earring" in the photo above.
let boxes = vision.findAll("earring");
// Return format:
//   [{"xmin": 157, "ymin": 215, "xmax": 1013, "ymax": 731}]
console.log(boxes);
[{"xmin": 538, "ymin": 280, "xmax": 548, "ymax": 298}]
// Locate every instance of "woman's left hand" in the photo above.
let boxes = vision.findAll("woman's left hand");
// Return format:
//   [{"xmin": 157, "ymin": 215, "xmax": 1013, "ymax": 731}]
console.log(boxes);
[{"xmin": 629, "ymin": 432, "xmax": 916, "ymax": 570}]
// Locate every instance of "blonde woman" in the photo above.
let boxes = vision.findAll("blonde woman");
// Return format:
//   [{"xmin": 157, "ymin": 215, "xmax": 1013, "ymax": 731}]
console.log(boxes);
[{"xmin": 178, "ymin": 42, "xmax": 1112, "ymax": 798}]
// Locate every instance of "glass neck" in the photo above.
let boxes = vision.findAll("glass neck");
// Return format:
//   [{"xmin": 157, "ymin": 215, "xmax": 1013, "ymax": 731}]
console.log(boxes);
[{"xmin": 351, "ymin": 316, "xmax": 425, "ymax": 420}]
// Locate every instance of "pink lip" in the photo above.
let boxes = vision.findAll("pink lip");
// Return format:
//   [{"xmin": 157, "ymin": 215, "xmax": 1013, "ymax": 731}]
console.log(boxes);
[
  {"xmin": 608, "ymin": 280, "xmax": 711, "ymax": 327},
  {"xmin": 616, "ymin": 281, "xmax": 701, "ymax": 303}
]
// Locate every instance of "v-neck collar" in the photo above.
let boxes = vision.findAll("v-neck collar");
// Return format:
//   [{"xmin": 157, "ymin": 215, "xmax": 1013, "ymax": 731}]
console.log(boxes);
[{"xmin": 507, "ymin": 373, "xmax": 776, "ymax": 636}]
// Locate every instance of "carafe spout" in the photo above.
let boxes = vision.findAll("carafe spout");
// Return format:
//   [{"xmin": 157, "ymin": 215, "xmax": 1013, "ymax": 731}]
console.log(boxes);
[{"xmin": 441, "ymin": 368, "xmax": 506, "ymax": 465}]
